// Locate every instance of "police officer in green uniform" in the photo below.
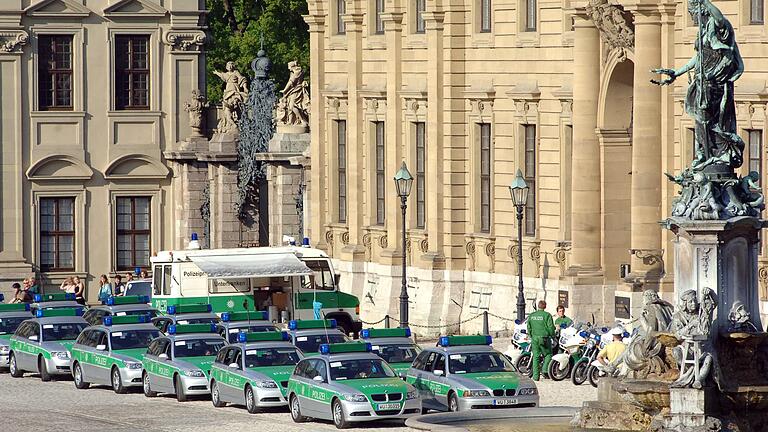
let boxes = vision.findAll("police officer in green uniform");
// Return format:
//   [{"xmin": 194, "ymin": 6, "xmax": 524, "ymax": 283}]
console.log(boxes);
[
  {"xmin": 526, "ymin": 300, "xmax": 555, "ymax": 381},
  {"xmin": 554, "ymin": 305, "xmax": 573, "ymax": 328}
]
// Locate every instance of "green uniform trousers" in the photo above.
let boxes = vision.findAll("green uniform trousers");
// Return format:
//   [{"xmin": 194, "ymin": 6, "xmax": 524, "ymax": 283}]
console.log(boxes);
[{"xmin": 531, "ymin": 335, "xmax": 552, "ymax": 381}]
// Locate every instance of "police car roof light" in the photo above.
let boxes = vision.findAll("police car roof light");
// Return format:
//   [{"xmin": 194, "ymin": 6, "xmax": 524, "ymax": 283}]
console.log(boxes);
[
  {"xmin": 221, "ymin": 311, "xmax": 268, "ymax": 322},
  {"xmin": 0, "ymin": 303, "xmax": 30, "ymax": 312},
  {"xmin": 437, "ymin": 335, "xmax": 493, "ymax": 347},
  {"xmin": 239, "ymin": 330, "xmax": 290, "ymax": 343},
  {"xmin": 169, "ymin": 323, "xmax": 218, "ymax": 335},
  {"xmin": 579, "ymin": 331, "xmax": 589, "ymax": 338},
  {"xmin": 514, "ymin": 319, "xmax": 522, "ymax": 325},
  {"xmin": 103, "ymin": 314, "xmax": 151, "ymax": 326},
  {"xmin": 106, "ymin": 295, "xmax": 150, "ymax": 306},
  {"xmin": 623, "ymin": 332, "xmax": 630, "ymax": 338},
  {"xmin": 167, "ymin": 304, "xmax": 212, "ymax": 315},
  {"xmin": 361, "ymin": 328, "xmax": 412, "ymax": 339},
  {"xmin": 288, "ymin": 319, "xmax": 337, "ymax": 330},
  {"xmin": 560, "ymin": 323, "xmax": 568, "ymax": 328},
  {"xmin": 34, "ymin": 293, "xmax": 76, "ymax": 303},
  {"xmin": 319, "ymin": 341, "xmax": 372, "ymax": 355},
  {"xmin": 35, "ymin": 308, "xmax": 83, "ymax": 318}
]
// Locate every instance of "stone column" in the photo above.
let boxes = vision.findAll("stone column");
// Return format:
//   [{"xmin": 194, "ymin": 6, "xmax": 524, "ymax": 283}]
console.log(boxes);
[
  {"xmin": 568, "ymin": 15, "xmax": 602, "ymax": 274},
  {"xmin": 627, "ymin": 7, "xmax": 663, "ymax": 289}
]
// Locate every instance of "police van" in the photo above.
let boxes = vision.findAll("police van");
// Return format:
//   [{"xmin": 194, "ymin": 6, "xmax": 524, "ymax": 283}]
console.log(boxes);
[{"xmin": 150, "ymin": 240, "xmax": 362, "ymax": 335}]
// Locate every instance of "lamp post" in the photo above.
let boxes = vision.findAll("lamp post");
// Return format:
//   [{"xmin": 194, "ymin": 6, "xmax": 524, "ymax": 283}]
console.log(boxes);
[
  {"xmin": 509, "ymin": 169, "xmax": 530, "ymax": 322},
  {"xmin": 394, "ymin": 162, "xmax": 414, "ymax": 328}
]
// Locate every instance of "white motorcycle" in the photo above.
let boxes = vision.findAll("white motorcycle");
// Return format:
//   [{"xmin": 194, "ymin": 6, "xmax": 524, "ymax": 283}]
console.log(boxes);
[
  {"xmin": 504, "ymin": 319, "xmax": 532, "ymax": 376},
  {"xmin": 548, "ymin": 323, "xmax": 586, "ymax": 381},
  {"xmin": 587, "ymin": 327, "xmax": 634, "ymax": 387}
]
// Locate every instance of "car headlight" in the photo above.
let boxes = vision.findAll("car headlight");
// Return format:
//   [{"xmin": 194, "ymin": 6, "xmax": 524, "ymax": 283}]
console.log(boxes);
[
  {"xmin": 255, "ymin": 380, "xmax": 278, "ymax": 389},
  {"xmin": 342, "ymin": 394, "xmax": 367, "ymax": 403},
  {"xmin": 183, "ymin": 369, "xmax": 205, "ymax": 377},
  {"xmin": 406, "ymin": 390, "xmax": 419, "ymax": 400},
  {"xmin": 0, "ymin": 346, "xmax": 9, "ymax": 355},
  {"xmin": 518, "ymin": 388, "xmax": 538, "ymax": 395},
  {"xmin": 124, "ymin": 361, "xmax": 143, "ymax": 370},
  {"xmin": 463, "ymin": 389, "xmax": 491, "ymax": 398},
  {"xmin": 51, "ymin": 351, "xmax": 70, "ymax": 360}
]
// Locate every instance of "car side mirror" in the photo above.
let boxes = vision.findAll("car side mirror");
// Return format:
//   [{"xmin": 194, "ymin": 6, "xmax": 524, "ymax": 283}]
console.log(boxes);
[
  {"xmin": 96, "ymin": 344, "xmax": 106, "ymax": 351},
  {"xmin": 399, "ymin": 372, "xmax": 407, "ymax": 381},
  {"xmin": 29, "ymin": 335, "xmax": 38, "ymax": 342},
  {"xmin": 228, "ymin": 363, "xmax": 239, "ymax": 369},
  {"xmin": 158, "ymin": 353, "xmax": 168, "ymax": 360},
  {"xmin": 313, "ymin": 375, "xmax": 324, "ymax": 383},
  {"xmin": 433, "ymin": 370, "xmax": 444, "ymax": 377}
]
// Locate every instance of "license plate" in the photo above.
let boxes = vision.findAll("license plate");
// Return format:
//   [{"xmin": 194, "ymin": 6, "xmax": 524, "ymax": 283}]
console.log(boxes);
[
  {"xmin": 377, "ymin": 403, "xmax": 401, "ymax": 410},
  {"xmin": 493, "ymin": 399, "xmax": 518, "ymax": 406}
]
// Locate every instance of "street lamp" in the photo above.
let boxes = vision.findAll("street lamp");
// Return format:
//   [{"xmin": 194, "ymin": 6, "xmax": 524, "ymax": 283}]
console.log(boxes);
[
  {"xmin": 509, "ymin": 169, "xmax": 530, "ymax": 321},
  {"xmin": 394, "ymin": 162, "xmax": 414, "ymax": 328}
]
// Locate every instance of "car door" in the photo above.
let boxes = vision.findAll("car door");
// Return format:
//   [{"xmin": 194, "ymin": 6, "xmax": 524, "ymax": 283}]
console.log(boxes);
[
  {"xmin": 12, "ymin": 322, "xmax": 32, "ymax": 370},
  {"xmin": 430, "ymin": 354, "xmax": 449, "ymax": 409},
  {"xmin": 416, "ymin": 351, "xmax": 437, "ymax": 408},
  {"xmin": 73, "ymin": 330, "xmax": 93, "ymax": 381},
  {"xmin": 292, "ymin": 360, "xmax": 317, "ymax": 415},
  {"xmin": 306, "ymin": 359, "xmax": 330, "ymax": 418},
  {"xmin": 22, "ymin": 323, "xmax": 42, "ymax": 371},
  {"xmin": 90, "ymin": 330, "xmax": 111, "ymax": 384}
]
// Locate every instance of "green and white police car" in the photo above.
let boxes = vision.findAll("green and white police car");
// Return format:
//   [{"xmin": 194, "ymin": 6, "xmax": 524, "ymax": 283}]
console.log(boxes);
[
  {"xmin": 29, "ymin": 293, "xmax": 83, "ymax": 315},
  {"xmin": 8, "ymin": 308, "xmax": 88, "ymax": 381},
  {"xmin": 406, "ymin": 335, "xmax": 539, "ymax": 412},
  {"xmin": 0, "ymin": 297, "xmax": 32, "ymax": 369},
  {"xmin": 288, "ymin": 319, "xmax": 349, "ymax": 355},
  {"xmin": 287, "ymin": 341, "xmax": 421, "ymax": 429},
  {"xmin": 152, "ymin": 304, "xmax": 220, "ymax": 334},
  {"xmin": 215, "ymin": 311, "xmax": 278, "ymax": 343},
  {"xmin": 210, "ymin": 331, "xmax": 303, "ymax": 413},
  {"xmin": 82, "ymin": 295, "xmax": 159, "ymax": 326},
  {"xmin": 360, "ymin": 328, "xmax": 421, "ymax": 376},
  {"xmin": 70, "ymin": 314, "xmax": 161, "ymax": 393},
  {"xmin": 142, "ymin": 323, "xmax": 226, "ymax": 401}
]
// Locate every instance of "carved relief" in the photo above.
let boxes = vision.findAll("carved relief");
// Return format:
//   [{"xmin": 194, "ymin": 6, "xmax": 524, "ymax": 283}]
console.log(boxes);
[
  {"xmin": 466, "ymin": 241, "xmax": 477, "ymax": 271},
  {"xmin": 759, "ymin": 266, "xmax": 768, "ymax": 298},
  {"xmin": 554, "ymin": 245, "xmax": 569, "ymax": 275},
  {"xmin": 530, "ymin": 245, "xmax": 541, "ymax": 278},
  {"xmin": 585, "ymin": 0, "xmax": 634, "ymax": 60},
  {"xmin": 340, "ymin": 231, "xmax": 350, "ymax": 245},
  {"xmin": 163, "ymin": 31, "xmax": 206, "ymax": 51},
  {"xmin": 325, "ymin": 230, "xmax": 334, "ymax": 247},
  {"xmin": 508, "ymin": 242, "xmax": 521, "ymax": 276},
  {"xmin": 378, "ymin": 234, "xmax": 388, "ymax": 249},
  {"xmin": 0, "ymin": 31, "xmax": 29, "ymax": 53},
  {"xmin": 701, "ymin": 248, "xmax": 712, "ymax": 278},
  {"xmin": 362, "ymin": 233, "xmax": 372, "ymax": 256},
  {"xmin": 419, "ymin": 238, "xmax": 429, "ymax": 253},
  {"xmin": 485, "ymin": 241, "xmax": 496, "ymax": 273}
]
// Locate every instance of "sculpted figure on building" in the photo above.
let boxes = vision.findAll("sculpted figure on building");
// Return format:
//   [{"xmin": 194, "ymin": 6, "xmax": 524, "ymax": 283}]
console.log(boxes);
[
  {"xmin": 213, "ymin": 61, "xmax": 249, "ymax": 134},
  {"xmin": 277, "ymin": 61, "xmax": 310, "ymax": 127}
]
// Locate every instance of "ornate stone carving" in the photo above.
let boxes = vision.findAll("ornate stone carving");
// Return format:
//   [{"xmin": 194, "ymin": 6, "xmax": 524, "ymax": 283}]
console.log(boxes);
[
  {"xmin": 340, "ymin": 231, "xmax": 350, "ymax": 245},
  {"xmin": 727, "ymin": 301, "xmax": 759, "ymax": 332},
  {"xmin": 325, "ymin": 230, "xmax": 334, "ymax": 247},
  {"xmin": 419, "ymin": 238, "xmax": 429, "ymax": 253},
  {"xmin": 213, "ymin": 61, "xmax": 249, "ymax": 134},
  {"xmin": 759, "ymin": 266, "xmax": 768, "ymax": 296},
  {"xmin": 276, "ymin": 61, "xmax": 310, "ymax": 128},
  {"xmin": 362, "ymin": 232, "xmax": 372, "ymax": 256},
  {"xmin": 378, "ymin": 234, "xmax": 388, "ymax": 249},
  {"xmin": 584, "ymin": 0, "xmax": 634, "ymax": 60},
  {"xmin": 405, "ymin": 238, "xmax": 412, "ymax": 254},
  {"xmin": 700, "ymin": 248, "xmax": 712, "ymax": 278},
  {"xmin": 508, "ymin": 242, "xmax": 521, "ymax": 276},
  {"xmin": 466, "ymin": 241, "xmax": 476, "ymax": 271},
  {"xmin": 670, "ymin": 288, "xmax": 717, "ymax": 389},
  {"xmin": 554, "ymin": 244, "xmax": 570, "ymax": 275},
  {"xmin": 183, "ymin": 90, "xmax": 208, "ymax": 138},
  {"xmin": 529, "ymin": 245, "xmax": 541, "ymax": 278},
  {"xmin": 163, "ymin": 31, "xmax": 206, "ymax": 51},
  {"xmin": 0, "ymin": 31, "xmax": 29, "ymax": 53}
]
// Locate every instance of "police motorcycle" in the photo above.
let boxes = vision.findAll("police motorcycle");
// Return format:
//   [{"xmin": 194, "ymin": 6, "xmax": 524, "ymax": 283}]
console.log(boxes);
[
  {"xmin": 503, "ymin": 320, "xmax": 532, "ymax": 376},
  {"xmin": 547, "ymin": 322, "xmax": 587, "ymax": 381},
  {"xmin": 587, "ymin": 326, "xmax": 634, "ymax": 388},
  {"xmin": 570, "ymin": 326, "xmax": 609, "ymax": 385}
]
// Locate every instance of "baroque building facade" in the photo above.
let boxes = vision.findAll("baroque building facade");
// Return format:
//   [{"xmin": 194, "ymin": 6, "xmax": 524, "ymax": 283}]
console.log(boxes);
[
  {"xmin": 304, "ymin": 0, "xmax": 768, "ymax": 334},
  {"xmin": 0, "ymin": 0, "xmax": 211, "ymax": 301}
]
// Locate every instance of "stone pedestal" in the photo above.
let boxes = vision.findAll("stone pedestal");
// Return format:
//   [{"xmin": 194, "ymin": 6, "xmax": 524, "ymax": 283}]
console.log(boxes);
[
  {"xmin": 656, "ymin": 387, "xmax": 720, "ymax": 432},
  {"xmin": 666, "ymin": 216, "xmax": 766, "ymax": 332}
]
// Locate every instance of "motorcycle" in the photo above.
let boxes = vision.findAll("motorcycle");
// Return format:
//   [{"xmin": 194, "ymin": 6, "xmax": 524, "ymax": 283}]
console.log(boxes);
[
  {"xmin": 548, "ymin": 323, "xmax": 587, "ymax": 381},
  {"xmin": 587, "ymin": 328, "xmax": 634, "ymax": 387},
  {"xmin": 505, "ymin": 319, "xmax": 533, "ymax": 376},
  {"xmin": 570, "ymin": 327, "xmax": 608, "ymax": 385}
]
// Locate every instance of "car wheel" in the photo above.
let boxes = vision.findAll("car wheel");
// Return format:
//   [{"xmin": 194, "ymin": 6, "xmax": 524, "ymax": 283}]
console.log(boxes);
[
  {"xmin": 112, "ymin": 367, "xmax": 127, "ymax": 394},
  {"xmin": 548, "ymin": 357, "xmax": 570, "ymax": 382},
  {"xmin": 290, "ymin": 394, "xmax": 307, "ymax": 423},
  {"xmin": 175, "ymin": 375, "xmax": 188, "ymax": 402},
  {"xmin": 571, "ymin": 361, "xmax": 589, "ymax": 386},
  {"xmin": 38, "ymin": 356, "xmax": 51, "ymax": 382},
  {"xmin": 332, "ymin": 398, "xmax": 350, "ymax": 429},
  {"xmin": 9, "ymin": 353, "xmax": 22, "ymax": 378},
  {"xmin": 211, "ymin": 380, "xmax": 226, "ymax": 408},
  {"xmin": 448, "ymin": 392, "xmax": 460, "ymax": 412},
  {"xmin": 245, "ymin": 385, "xmax": 259, "ymax": 414},
  {"xmin": 73, "ymin": 363, "xmax": 89, "ymax": 389},
  {"xmin": 143, "ymin": 372, "xmax": 157, "ymax": 397}
]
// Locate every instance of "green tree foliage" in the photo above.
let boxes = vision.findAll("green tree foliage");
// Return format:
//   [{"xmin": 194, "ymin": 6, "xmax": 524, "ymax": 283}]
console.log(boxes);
[{"xmin": 206, "ymin": 0, "xmax": 309, "ymax": 103}]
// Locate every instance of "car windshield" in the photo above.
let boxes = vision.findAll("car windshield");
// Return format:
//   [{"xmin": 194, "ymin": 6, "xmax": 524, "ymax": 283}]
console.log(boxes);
[
  {"xmin": 226, "ymin": 325, "xmax": 278, "ymax": 343},
  {"xmin": 329, "ymin": 359, "xmax": 396, "ymax": 381},
  {"xmin": 295, "ymin": 333, "xmax": 348, "ymax": 354},
  {"xmin": 175, "ymin": 317, "xmax": 219, "ymax": 325},
  {"xmin": 372, "ymin": 344, "xmax": 421, "ymax": 364},
  {"xmin": 173, "ymin": 338, "xmax": 226, "ymax": 358},
  {"xmin": 124, "ymin": 282, "xmax": 152, "ymax": 298},
  {"xmin": 0, "ymin": 317, "xmax": 27, "ymax": 335},
  {"xmin": 110, "ymin": 329, "xmax": 161, "ymax": 350},
  {"xmin": 245, "ymin": 348, "xmax": 302, "ymax": 367},
  {"xmin": 42, "ymin": 322, "xmax": 87, "ymax": 341},
  {"xmin": 448, "ymin": 352, "xmax": 516, "ymax": 374},
  {"xmin": 113, "ymin": 309, "xmax": 158, "ymax": 319}
]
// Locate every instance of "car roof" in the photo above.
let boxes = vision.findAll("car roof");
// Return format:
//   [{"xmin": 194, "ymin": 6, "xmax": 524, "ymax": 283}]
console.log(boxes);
[
  {"xmin": 31, "ymin": 301, "xmax": 81, "ymax": 308},
  {"xmin": 425, "ymin": 345, "xmax": 498, "ymax": 355},
  {"xmin": 317, "ymin": 352, "xmax": 382, "ymax": 362},
  {"xmin": 27, "ymin": 316, "xmax": 88, "ymax": 325},
  {"xmin": 90, "ymin": 304, "xmax": 157, "ymax": 312},
  {"xmin": 363, "ymin": 337, "xmax": 415, "ymax": 346},
  {"xmin": 219, "ymin": 320, "xmax": 275, "ymax": 328},
  {"xmin": 89, "ymin": 323, "xmax": 160, "ymax": 333},
  {"xmin": 238, "ymin": 341, "xmax": 297, "ymax": 350},
  {"xmin": 0, "ymin": 312, "xmax": 33, "ymax": 319},
  {"xmin": 293, "ymin": 328, "xmax": 345, "ymax": 337},
  {"xmin": 162, "ymin": 313, "xmax": 219, "ymax": 321},
  {"xmin": 167, "ymin": 333, "xmax": 226, "ymax": 342}
]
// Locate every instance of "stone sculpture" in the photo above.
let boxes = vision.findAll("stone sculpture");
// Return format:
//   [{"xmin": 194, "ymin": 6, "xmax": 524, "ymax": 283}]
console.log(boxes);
[
  {"xmin": 618, "ymin": 290, "xmax": 676, "ymax": 379},
  {"xmin": 727, "ymin": 301, "xmax": 759, "ymax": 332},
  {"xmin": 276, "ymin": 61, "xmax": 310, "ymax": 127},
  {"xmin": 585, "ymin": 0, "xmax": 633, "ymax": 59},
  {"xmin": 183, "ymin": 89, "xmax": 208, "ymax": 138},
  {"xmin": 653, "ymin": 0, "xmax": 764, "ymax": 220},
  {"xmin": 670, "ymin": 288, "xmax": 717, "ymax": 389},
  {"xmin": 213, "ymin": 61, "xmax": 249, "ymax": 134}
]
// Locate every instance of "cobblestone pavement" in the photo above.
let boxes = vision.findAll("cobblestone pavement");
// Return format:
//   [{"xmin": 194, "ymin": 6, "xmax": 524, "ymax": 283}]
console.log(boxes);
[{"xmin": 0, "ymin": 364, "xmax": 595, "ymax": 431}]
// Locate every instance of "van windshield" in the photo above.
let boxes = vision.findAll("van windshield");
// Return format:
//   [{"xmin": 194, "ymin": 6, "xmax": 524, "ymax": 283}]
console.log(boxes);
[{"xmin": 302, "ymin": 260, "xmax": 335, "ymax": 291}]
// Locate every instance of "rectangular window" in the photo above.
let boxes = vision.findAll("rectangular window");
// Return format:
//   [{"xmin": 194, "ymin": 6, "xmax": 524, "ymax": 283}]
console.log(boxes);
[
  {"xmin": 749, "ymin": 129, "xmax": 763, "ymax": 184},
  {"xmin": 337, "ymin": 0, "xmax": 347, "ymax": 34},
  {"xmin": 375, "ymin": 122, "xmax": 386, "ymax": 225},
  {"xmin": 116, "ymin": 197, "xmax": 151, "ymax": 271},
  {"xmin": 415, "ymin": 0, "xmax": 426, "ymax": 33},
  {"xmin": 524, "ymin": 125, "xmax": 536, "ymax": 237},
  {"xmin": 480, "ymin": 124, "xmax": 492, "ymax": 233},
  {"xmin": 525, "ymin": 0, "xmax": 537, "ymax": 31},
  {"xmin": 752, "ymin": 0, "xmax": 764, "ymax": 24},
  {"xmin": 375, "ymin": 0, "xmax": 385, "ymax": 33},
  {"xmin": 416, "ymin": 122, "xmax": 426, "ymax": 229},
  {"xmin": 115, "ymin": 35, "xmax": 150, "ymax": 110},
  {"xmin": 480, "ymin": 0, "xmax": 492, "ymax": 32},
  {"xmin": 38, "ymin": 35, "xmax": 73, "ymax": 111},
  {"xmin": 40, "ymin": 197, "xmax": 75, "ymax": 272},
  {"xmin": 337, "ymin": 121, "xmax": 347, "ymax": 223}
]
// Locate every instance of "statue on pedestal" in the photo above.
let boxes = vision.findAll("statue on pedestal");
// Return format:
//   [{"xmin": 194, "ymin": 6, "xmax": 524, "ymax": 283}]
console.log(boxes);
[
  {"xmin": 213, "ymin": 61, "xmax": 249, "ymax": 134},
  {"xmin": 670, "ymin": 288, "xmax": 717, "ymax": 389},
  {"xmin": 183, "ymin": 89, "xmax": 208, "ymax": 138},
  {"xmin": 276, "ymin": 61, "xmax": 310, "ymax": 128}
]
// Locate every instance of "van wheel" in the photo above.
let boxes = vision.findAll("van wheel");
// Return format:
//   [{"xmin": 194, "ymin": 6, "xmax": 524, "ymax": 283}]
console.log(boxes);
[
  {"xmin": 38, "ymin": 356, "xmax": 51, "ymax": 382},
  {"xmin": 9, "ymin": 353, "xmax": 22, "ymax": 378},
  {"xmin": 290, "ymin": 394, "xmax": 307, "ymax": 423},
  {"xmin": 211, "ymin": 380, "xmax": 226, "ymax": 407},
  {"xmin": 332, "ymin": 398, "xmax": 350, "ymax": 429},
  {"xmin": 73, "ymin": 363, "xmax": 89, "ymax": 389}
]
